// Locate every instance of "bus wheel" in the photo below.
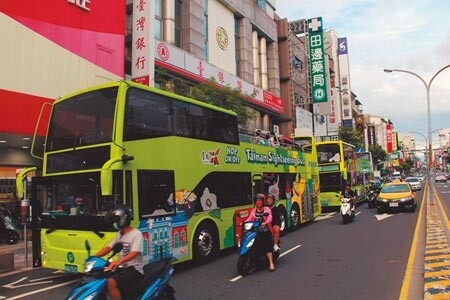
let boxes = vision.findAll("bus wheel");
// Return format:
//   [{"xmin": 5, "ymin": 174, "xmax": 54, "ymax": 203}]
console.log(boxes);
[
  {"xmin": 193, "ymin": 222, "xmax": 218, "ymax": 264},
  {"xmin": 278, "ymin": 207, "xmax": 288, "ymax": 236},
  {"xmin": 290, "ymin": 204, "xmax": 301, "ymax": 231}
]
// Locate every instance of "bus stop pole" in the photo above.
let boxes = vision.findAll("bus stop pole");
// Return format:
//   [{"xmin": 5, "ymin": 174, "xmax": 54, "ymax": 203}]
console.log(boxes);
[{"xmin": 21, "ymin": 180, "xmax": 29, "ymax": 269}]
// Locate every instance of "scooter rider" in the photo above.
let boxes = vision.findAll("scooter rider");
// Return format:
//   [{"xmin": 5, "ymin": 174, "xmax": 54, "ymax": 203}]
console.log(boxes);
[
  {"xmin": 343, "ymin": 183, "xmax": 357, "ymax": 213},
  {"xmin": 265, "ymin": 194, "xmax": 281, "ymax": 252},
  {"xmin": 96, "ymin": 206, "xmax": 144, "ymax": 300},
  {"xmin": 245, "ymin": 193, "xmax": 276, "ymax": 271}
]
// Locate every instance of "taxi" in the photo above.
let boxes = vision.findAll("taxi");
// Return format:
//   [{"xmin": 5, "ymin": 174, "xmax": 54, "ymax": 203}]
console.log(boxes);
[{"xmin": 376, "ymin": 182, "xmax": 416, "ymax": 213}]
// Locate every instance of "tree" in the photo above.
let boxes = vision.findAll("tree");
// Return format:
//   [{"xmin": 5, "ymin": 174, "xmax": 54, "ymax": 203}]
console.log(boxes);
[
  {"xmin": 156, "ymin": 72, "xmax": 254, "ymax": 128},
  {"xmin": 190, "ymin": 79, "xmax": 254, "ymax": 128},
  {"xmin": 399, "ymin": 158, "xmax": 414, "ymax": 175},
  {"xmin": 338, "ymin": 126, "xmax": 364, "ymax": 149},
  {"xmin": 369, "ymin": 144, "xmax": 387, "ymax": 170}
]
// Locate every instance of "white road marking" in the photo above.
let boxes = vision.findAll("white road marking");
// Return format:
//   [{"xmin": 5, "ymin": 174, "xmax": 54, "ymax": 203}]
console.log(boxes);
[
  {"xmin": 2, "ymin": 277, "xmax": 53, "ymax": 289},
  {"xmin": 2, "ymin": 280, "xmax": 78, "ymax": 300},
  {"xmin": 315, "ymin": 212, "xmax": 337, "ymax": 221},
  {"xmin": 230, "ymin": 244, "xmax": 302, "ymax": 282},
  {"xmin": 375, "ymin": 213, "xmax": 396, "ymax": 221}
]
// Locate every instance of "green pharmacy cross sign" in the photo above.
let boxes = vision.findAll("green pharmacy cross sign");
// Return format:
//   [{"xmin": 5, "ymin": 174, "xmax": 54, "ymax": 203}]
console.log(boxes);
[{"xmin": 308, "ymin": 17, "xmax": 328, "ymax": 103}]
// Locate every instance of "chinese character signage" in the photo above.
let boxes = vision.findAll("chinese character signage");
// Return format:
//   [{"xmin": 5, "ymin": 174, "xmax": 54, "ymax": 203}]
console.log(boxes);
[
  {"xmin": 132, "ymin": 0, "xmax": 154, "ymax": 86},
  {"xmin": 386, "ymin": 123, "xmax": 393, "ymax": 154},
  {"xmin": 338, "ymin": 37, "xmax": 352, "ymax": 122},
  {"xmin": 154, "ymin": 41, "xmax": 284, "ymax": 113},
  {"xmin": 308, "ymin": 17, "xmax": 328, "ymax": 103}
]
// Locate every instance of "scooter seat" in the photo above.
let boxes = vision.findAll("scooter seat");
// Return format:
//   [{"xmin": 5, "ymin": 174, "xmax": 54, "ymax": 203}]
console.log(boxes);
[{"xmin": 125, "ymin": 258, "xmax": 172, "ymax": 299}]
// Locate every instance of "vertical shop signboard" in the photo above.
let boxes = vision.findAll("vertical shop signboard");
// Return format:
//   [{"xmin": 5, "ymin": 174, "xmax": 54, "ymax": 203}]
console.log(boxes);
[
  {"xmin": 132, "ymin": 0, "xmax": 154, "ymax": 86},
  {"xmin": 308, "ymin": 17, "xmax": 328, "ymax": 103}
]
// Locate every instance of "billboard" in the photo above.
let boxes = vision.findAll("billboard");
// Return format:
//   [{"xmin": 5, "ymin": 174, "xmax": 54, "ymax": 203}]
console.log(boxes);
[
  {"xmin": 338, "ymin": 37, "xmax": 353, "ymax": 123},
  {"xmin": 308, "ymin": 17, "xmax": 328, "ymax": 104}
]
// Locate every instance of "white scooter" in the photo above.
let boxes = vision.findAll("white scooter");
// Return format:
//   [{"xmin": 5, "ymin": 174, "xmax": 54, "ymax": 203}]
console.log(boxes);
[{"xmin": 340, "ymin": 197, "xmax": 355, "ymax": 224}]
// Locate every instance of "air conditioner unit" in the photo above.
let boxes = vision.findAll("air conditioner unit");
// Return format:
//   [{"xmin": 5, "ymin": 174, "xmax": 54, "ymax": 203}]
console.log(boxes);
[{"xmin": 273, "ymin": 125, "xmax": 280, "ymax": 136}]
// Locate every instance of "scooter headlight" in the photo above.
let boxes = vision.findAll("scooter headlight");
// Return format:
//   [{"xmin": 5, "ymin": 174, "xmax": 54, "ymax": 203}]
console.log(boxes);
[
  {"xmin": 244, "ymin": 223, "xmax": 253, "ymax": 231},
  {"xmin": 247, "ymin": 238, "xmax": 255, "ymax": 248},
  {"xmin": 84, "ymin": 260, "xmax": 96, "ymax": 273}
]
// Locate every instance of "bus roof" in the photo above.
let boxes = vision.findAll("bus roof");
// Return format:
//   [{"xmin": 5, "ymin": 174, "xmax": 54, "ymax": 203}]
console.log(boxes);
[
  {"xmin": 55, "ymin": 80, "xmax": 238, "ymax": 117},
  {"xmin": 316, "ymin": 140, "xmax": 355, "ymax": 148}
]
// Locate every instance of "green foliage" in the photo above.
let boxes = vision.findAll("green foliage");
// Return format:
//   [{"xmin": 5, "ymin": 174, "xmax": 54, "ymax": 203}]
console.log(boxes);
[
  {"xmin": 190, "ymin": 79, "xmax": 254, "ymax": 128},
  {"xmin": 155, "ymin": 71, "xmax": 253, "ymax": 128},
  {"xmin": 369, "ymin": 144, "xmax": 387, "ymax": 167},
  {"xmin": 338, "ymin": 127, "xmax": 364, "ymax": 149},
  {"xmin": 399, "ymin": 157, "xmax": 414, "ymax": 174}
]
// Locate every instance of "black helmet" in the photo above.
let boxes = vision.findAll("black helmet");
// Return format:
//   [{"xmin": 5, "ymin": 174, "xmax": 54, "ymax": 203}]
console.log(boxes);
[{"xmin": 111, "ymin": 206, "xmax": 132, "ymax": 230}]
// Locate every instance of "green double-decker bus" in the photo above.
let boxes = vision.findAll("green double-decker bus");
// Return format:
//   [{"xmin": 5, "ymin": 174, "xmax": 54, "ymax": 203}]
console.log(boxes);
[
  {"xmin": 316, "ymin": 141, "xmax": 370, "ymax": 210},
  {"xmin": 18, "ymin": 81, "xmax": 320, "ymax": 273}
]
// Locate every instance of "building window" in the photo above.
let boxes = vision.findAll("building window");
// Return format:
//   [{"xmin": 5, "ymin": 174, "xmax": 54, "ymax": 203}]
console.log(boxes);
[
  {"xmin": 174, "ymin": 0, "xmax": 182, "ymax": 47},
  {"xmin": 255, "ymin": 0, "xmax": 266, "ymax": 11},
  {"xmin": 155, "ymin": 0, "xmax": 162, "ymax": 40},
  {"xmin": 203, "ymin": 0, "xmax": 208, "ymax": 61},
  {"xmin": 234, "ymin": 17, "xmax": 241, "ymax": 77}
]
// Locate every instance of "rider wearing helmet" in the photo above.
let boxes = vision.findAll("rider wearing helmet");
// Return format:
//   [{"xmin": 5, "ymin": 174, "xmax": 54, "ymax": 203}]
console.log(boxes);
[
  {"xmin": 244, "ymin": 193, "xmax": 276, "ymax": 271},
  {"xmin": 96, "ymin": 206, "xmax": 144, "ymax": 300},
  {"xmin": 343, "ymin": 183, "xmax": 357, "ymax": 213},
  {"xmin": 265, "ymin": 194, "xmax": 281, "ymax": 252}
]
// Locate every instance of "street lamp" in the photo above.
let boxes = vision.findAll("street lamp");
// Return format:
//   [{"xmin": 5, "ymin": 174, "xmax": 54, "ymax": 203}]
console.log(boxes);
[
  {"xmin": 408, "ymin": 129, "xmax": 442, "ymax": 170},
  {"xmin": 384, "ymin": 64, "xmax": 450, "ymax": 204}
]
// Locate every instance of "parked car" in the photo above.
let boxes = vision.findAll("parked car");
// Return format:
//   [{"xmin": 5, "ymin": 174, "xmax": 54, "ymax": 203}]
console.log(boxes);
[
  {"xmin": 376, "ymin": 182, "xmax": 416, "ymax": 213},
  {"xmin": 435, "ymin": 174, "xmax": 447, "ymax": 183},
  {"xmin": 405, "ymin": 177, "xmax": 421, "ymax": 191}
]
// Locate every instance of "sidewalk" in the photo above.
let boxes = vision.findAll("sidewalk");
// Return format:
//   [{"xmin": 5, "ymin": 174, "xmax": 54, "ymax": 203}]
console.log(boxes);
[{"xmin": 0, "ymin": 239, "xmax": 33, "ymax": 276}]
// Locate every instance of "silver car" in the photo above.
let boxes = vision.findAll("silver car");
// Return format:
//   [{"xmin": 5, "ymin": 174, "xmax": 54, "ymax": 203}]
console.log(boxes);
[
  {"xmin": 405, "ymin": 177, "xmax": 421, "ymax": 191},
  {"xmin": 435, "ymin": 174, "xmax": 447, "ymax": 183}
]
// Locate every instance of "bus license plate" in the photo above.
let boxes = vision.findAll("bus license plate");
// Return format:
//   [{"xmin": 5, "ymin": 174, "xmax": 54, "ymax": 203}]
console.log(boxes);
[
  {"xmin": 65, "ymin": 264, "xmax": 78, "ymax": 273},
  {"xmin": 389, "ymin": 202, "xmax": 399, "ymax": 207}
]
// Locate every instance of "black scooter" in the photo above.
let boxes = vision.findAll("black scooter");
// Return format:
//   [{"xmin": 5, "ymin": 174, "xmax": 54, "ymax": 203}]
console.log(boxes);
[
  {"xmin": 0, "ymin": 207, "xmax": 19, "ymax": 244},
  {"xmin": 367, "ymin": 187, "xmax": 380, "ymax": 209}
]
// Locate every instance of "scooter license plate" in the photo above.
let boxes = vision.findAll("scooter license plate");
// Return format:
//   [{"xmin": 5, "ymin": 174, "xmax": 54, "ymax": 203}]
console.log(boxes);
[
  {"xmin": 65, "ymin": 264, "xmax": 78, "ymax": 273},
  {"xmin": 389, "ymin": 202, "xmax": 399, "ymax": 207}
]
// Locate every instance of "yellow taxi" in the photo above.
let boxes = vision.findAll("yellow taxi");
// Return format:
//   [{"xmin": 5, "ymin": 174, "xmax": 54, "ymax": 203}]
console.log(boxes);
[{"xmin": 376, "ymin": 182, "xmax": 416, "ymax": 213}]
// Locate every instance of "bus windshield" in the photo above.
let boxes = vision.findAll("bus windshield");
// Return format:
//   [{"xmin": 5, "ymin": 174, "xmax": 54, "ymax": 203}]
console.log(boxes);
[
  {"xmin": 36, "ymin": 171, "xmax": 124, "ymax": 231},
  {"xmin": 319, "ymin": 172, "xmax": 343, "ymax": 192},
  {"xmin": 46, "ymin": 87, "xmax": 118, "ymax": 151},
  {"xmin": 317, "ymin": 143, "xmax": 341, "ymax": 163}
]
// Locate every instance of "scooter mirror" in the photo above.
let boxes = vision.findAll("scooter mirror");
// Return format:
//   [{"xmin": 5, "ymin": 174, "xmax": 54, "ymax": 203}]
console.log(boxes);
[
  {"xmin": 85, "ymin": 240, "xmax": 91, "ymax": 256},
  {"xmin": 112, "ymin": 242, "xmax": 123, "ymax": 254}
]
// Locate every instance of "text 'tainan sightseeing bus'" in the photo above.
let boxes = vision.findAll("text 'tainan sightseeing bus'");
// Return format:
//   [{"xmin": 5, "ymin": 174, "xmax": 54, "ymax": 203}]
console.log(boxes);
[{"xmin": 17, "ymin": 81, "xmax": 320, "ymax": 273}]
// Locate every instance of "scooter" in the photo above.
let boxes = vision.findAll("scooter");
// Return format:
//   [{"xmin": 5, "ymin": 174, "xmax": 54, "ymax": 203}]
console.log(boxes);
[
  {"xmin": 237, "ymin": 219, "xmax": 280, "ymax": 276},
  {"xmin": 0, "ymin": 207, "xmax": 19, "ymax": 244},
  {"xmin": 66, "ymin": 241, "xmax": 176, "ymax": 300},
  {"xmin": 367, "ymin": 188, "xmax": 379, "ymax": 209},
  {"xmin": 340, "ymin": 197, "xmax": 355, "ymax": 224}
]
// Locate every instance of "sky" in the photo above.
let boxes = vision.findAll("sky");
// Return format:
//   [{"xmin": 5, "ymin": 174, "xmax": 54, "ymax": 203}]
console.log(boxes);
[{"xmin": 275, "ymin": 0, "xmax": 450, "ymax": 148}]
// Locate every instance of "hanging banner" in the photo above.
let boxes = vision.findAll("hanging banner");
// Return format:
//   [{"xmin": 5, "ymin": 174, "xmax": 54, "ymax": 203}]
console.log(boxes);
[
  {"xmin": 308, "ymin": 17, "xmax": 328, "ymax": 103},
  {"xmin": 338, "ymin": 37, "xmax": 353, "ymax": 123},
  {"xmin": 132, "ymin": 0, "xmax": 154, "ymax": 86},
  {"xmin": 386, "ymin": 123, "xmax": 393, "ymax": 154}
]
